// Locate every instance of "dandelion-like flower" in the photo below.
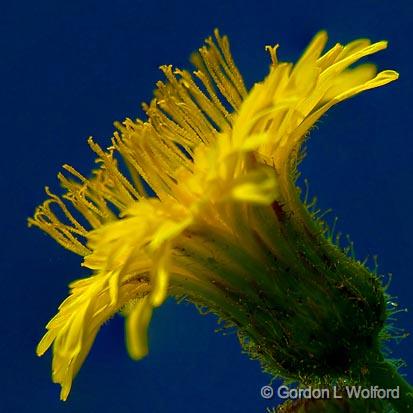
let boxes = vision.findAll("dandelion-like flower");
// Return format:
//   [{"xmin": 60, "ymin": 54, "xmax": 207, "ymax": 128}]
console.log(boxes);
[{"xmin": 30, "ymin": 30, "xmax": 410, "ymax": 411}]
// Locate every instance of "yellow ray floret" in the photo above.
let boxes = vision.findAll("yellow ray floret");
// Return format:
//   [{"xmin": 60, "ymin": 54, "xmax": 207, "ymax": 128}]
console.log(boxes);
[{"xmin": 29, "ymin": 29, "xmax": 398, "ymax": 400}]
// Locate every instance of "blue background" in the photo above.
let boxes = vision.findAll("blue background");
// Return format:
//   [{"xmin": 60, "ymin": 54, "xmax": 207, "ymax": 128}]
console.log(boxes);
[{"xmin": 1, "ymin": 1, "xmax": 412, "ymax": 412}]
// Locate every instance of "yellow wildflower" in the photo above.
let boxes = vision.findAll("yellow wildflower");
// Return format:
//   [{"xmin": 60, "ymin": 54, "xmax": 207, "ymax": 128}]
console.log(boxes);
[{"xmin": 30, "ymin": 30, "xmax": 398, "ymax": 402}]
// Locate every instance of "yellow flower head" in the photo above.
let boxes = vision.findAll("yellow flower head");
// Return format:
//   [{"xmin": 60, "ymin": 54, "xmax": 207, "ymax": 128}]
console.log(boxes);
[{"xmin": 29, "ymin": 30, "xmax": 398, "ymax": 401}]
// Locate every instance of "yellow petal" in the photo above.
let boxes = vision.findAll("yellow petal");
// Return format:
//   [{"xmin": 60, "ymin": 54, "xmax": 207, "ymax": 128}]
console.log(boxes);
[
  {"xmin": 231, "ymin": 167, "xmax": 279, "ymax": 204},
  {"xmin": 109, "ymin": 270, "xmax": 121, "ymax": 307},
  {"xmin": 149, "ymin": 242, "xmax": 170, "ymax": 307},
  {"xmin": 59, "ymin": 365, "xmax": 74, "ymax": 401},
  {"xmin": 293, "ymin": 31, "xmax": 328, "ymax": 74},
  {"xmin": 322, "ymin": 63, "xmax": 377, "ymax": 101},
  {"xmin": 36, "ymin": 330, "xmax": 56, "ymax": 356},
  {"xmin": 125, "ymin": 296, "xmax": 153, "ymax": 360},
  {"xmin": 287, "ymin": 69, "xmax": 399, "ymax": 152}
]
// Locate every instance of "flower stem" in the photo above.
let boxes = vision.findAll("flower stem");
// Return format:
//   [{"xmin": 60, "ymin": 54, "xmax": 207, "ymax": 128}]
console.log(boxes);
[{"xmin": 366, "ymin": 351, "xmax": 413, "ymax": 413}]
